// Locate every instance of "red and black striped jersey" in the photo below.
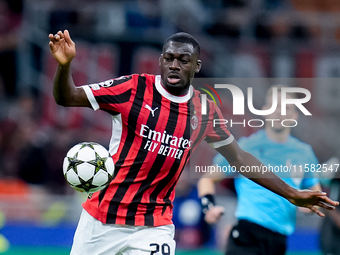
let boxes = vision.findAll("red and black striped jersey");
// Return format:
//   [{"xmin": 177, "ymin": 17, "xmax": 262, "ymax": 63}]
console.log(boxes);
[{"xmin": 81, "ymin": 74, "xmax": 234, "ymax": 226}]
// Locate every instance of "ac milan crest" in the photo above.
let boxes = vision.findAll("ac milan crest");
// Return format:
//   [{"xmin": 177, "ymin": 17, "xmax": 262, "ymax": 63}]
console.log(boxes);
[{"xmin": 191, "ymin": 115, "xmax": 198, "ymax": 130}]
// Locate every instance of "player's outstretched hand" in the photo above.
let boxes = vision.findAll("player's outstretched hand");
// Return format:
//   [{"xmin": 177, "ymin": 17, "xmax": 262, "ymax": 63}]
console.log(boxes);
[
  {"xmin": 49, "ymin": 30, "xmax": 76, "ymax": 66},
  {"xmin": 204, "ymin": 205, "xmax": 224, "ymax": 224},
  {"xmin": 288, "ymin": 190, "xmax": 339, "ymax": 217}
]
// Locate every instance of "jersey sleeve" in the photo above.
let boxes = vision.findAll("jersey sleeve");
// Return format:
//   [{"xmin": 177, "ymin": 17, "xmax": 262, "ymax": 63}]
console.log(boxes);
[
  {"xmin": 204, "ymin": 102, "xmax": 234, "ymax": 149},
  {"xmin": 81, "ymin": 75, "xmax": 135, "ymax": 112},
  {"xmin": 301, "ymin": 146, "xmax": 319, "ymax": 189}
]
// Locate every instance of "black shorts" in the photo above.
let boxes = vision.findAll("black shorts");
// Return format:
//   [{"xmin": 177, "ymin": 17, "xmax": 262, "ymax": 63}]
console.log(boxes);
[{"xmin": 225, "ymin": 220, "xmax": 287, "ymax": 255}]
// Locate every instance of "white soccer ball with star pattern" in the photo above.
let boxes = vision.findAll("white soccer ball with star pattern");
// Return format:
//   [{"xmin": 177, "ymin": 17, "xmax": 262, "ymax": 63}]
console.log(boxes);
[{"xmin": 63, "ymin": 142, "xmax": 115, "ymax": 193}]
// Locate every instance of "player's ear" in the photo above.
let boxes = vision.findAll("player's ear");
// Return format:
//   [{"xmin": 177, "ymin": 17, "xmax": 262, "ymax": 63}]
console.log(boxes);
[
  {"xmin": 159, "ymin": 55, "xmax": 163, "ymax": 66},
  {"xmin": 195, "ymin": 60, "xmax": 202, "ymax": 73}
]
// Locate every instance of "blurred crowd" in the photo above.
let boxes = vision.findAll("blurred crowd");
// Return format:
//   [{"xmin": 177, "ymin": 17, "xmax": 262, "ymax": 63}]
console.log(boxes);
[{"xmin": 1, "ymin": 0, "xmax": 340, "ymax": 251}]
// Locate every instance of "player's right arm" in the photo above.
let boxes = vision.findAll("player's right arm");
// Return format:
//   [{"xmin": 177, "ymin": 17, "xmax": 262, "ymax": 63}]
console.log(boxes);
[{"xmin": 49, "ymin": 30, "xmax": 90, "ymax": 107}]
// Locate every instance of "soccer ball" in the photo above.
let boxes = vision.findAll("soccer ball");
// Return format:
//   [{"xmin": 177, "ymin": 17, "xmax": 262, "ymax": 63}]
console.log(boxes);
[{"xmin": 63, "ymin": 142, "xmax": 115, "ymax": 193}]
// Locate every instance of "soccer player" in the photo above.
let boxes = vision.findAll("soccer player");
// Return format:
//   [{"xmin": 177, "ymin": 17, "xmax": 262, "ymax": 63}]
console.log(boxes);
[
  {"xmin": 198, "ymin": 86, "xmax": 323, "ymax": 255},
  {"xmin": 49, "ymin": 30, "xmax": 337, "ymax": 255}
]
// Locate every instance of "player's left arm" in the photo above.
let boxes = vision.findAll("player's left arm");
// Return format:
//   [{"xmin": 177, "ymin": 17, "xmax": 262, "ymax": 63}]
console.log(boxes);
[{"xmin": 216, "ymin": 140, "xmax": 339, "ymax": 217}]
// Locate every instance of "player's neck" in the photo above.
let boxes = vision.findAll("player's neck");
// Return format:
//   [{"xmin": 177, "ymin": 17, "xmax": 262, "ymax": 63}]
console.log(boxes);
[
  {"xmin": 163, "ymin": 85, "xmax": 189, "ymax": 96},
  {"xmin": 265, "ymin": 126, "xmax": 290, "ymax": 143},
  {"xmin": 160, "ymin": 80, "xmax": 190, "ymax": 96}
]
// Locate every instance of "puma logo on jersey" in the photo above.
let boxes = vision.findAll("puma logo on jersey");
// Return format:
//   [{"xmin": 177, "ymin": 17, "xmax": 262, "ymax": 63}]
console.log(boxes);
[{"xmin": 145, "ymin": 104, "xmax": 158, "ymax": 117}]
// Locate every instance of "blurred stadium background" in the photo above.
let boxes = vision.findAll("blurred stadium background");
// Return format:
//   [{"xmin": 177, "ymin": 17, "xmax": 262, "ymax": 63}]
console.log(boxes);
[{"xmin": 1, "ymin": 0, "xmax": 340, "ymax": 254}]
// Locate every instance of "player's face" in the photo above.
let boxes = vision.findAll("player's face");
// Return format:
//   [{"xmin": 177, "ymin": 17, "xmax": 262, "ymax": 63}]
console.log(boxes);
[
  {"xmin": 159, "ymin": 41, "xmax": 201, "ymax": 96},
  {"xmin": 263, "ymin": 92, "xmax": 298, "ymax": 132}
]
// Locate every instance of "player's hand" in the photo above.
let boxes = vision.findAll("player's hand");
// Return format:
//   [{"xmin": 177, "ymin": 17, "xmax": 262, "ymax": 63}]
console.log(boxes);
[
  {"xmin": 298, "ymin": 206, "xmax": 317, "ymax": 214},
  {"xmin": 288, "ymin": 189, "xmax": 339, "ymax": 217},
  {"xmin": 204, "ymin": 205, "xmax": 224, "ymax": 224},
  {"xmin": 49, "ymin": 30, "xmax": 76, "ymax": 66}
]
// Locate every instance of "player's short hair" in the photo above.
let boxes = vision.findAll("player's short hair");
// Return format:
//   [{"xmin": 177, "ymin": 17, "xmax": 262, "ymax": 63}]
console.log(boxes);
[{"xmin": 163, "ymin": 32, "xmax": 201, "ymax": 56}]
